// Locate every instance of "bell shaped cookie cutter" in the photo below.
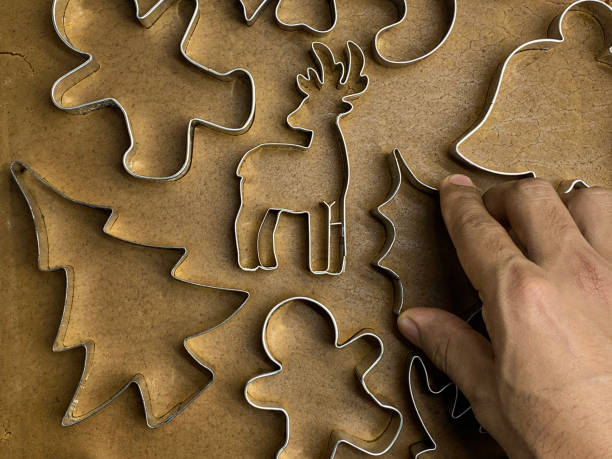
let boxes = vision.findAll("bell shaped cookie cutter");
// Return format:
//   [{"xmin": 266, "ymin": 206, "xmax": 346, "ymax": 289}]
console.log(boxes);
[
  {"xmin": 239, "ymin": 0, "xmax": 457, "ymax": 66},
  {"xmin": 234, "ymin": 41, "xmax": 368, "ymax": 275},
  {"xmin": 51, "ymin": 0, "xmax": 256, "ymax": 181},
  {"xmin": 10, "ymin": 160, "xmax": 250, "ymax": 428},
  {"xmin": 244, "ymin": 296, "xmax": 403, "ymax": 457},
  {"xmin": 451, "ymin": 0, "xmax": 612, "ymax": 179}
]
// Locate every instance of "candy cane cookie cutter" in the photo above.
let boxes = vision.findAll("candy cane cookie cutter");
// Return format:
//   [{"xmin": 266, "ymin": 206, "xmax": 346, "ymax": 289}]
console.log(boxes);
[{"xmin": 239, "ymin": 0, "xmax": 457, "ymax": 66}]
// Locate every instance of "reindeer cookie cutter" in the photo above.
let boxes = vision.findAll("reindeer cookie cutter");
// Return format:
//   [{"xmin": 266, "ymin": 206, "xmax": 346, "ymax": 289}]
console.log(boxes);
[
  {"xmin": 234, "ymin": 41, "xmax": 369, "ymax": 275},
  {"xmin": 451, "ymin": 0, "xmax": 612, "ymax": 179},
  {"xmin": 51, "ymin": 0, "xmax": 256, "ymax": 181},
  {"xmin": 10, "ymin": 160, "xmax": 250, "ymax": 428},
  {"xmin": 244, "ymin": 296, "xmax": 403, "ymax": 458},
  {"xmin": 239, "ymin": 0, "xmax": 457, "ymax": 66}
]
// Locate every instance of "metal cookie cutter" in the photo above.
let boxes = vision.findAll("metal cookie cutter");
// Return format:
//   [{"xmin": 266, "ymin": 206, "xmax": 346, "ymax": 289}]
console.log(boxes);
[
  {"xmin": 244, "ymin": 296, "xmax": 403, "ymax": 458},
  {"xmin": 451, "ymin": 0, "xmax": 612, "ymax": 179},
  {"xmin": 408, "ymin": 355, "xmax": 476, "ymax": 458},
  {"xmin": 371, "ymin": 149, "xmax": 437, "ymax": 315},
  {"xmin": 239, "ymin": 0, "xmax": 337, "ymax": 34},
  {"xmin": 234, "ymin": 41, "xmax": 369, "ymax": 275},
  {"xmin": 239, "ymin": 0, "xmax": 457, "ymax": 66},
  {"xmin": 10, "ymin": 160, "xmax": 250, "ymax": 428},
  {"xmin": 372, "ymin": 148, "xmax": 591, "ymax": 314},
  {"xmin": 373, "ymin": 0, "xmax": 457, "ymax": 67},
  {"xmin": 51, "ymin": 0, "xmax": 256, "ymax": 181},
  {"xmin": 408, "ymin": 307, "xmax": 488, "ymax": 458}
]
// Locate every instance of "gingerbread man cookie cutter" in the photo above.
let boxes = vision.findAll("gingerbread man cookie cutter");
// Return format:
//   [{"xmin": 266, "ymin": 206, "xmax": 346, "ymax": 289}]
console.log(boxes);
[
  {"xmin": 244, "ymin": 296, "xmax": 403, "ymax": 457},
  {"xmin": 51, "ymin": 0, "xmax": 256, "ymax": 181}
]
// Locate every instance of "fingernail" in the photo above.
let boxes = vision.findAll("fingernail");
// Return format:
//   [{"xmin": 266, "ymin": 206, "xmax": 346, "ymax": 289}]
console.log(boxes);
[
  {"xmin": 397, "ymin": 314, "xmax": 420, "ymax": 346},
  {"xmin": 447, "ymin": 174, "xmax": 474, "ymax": 187}
]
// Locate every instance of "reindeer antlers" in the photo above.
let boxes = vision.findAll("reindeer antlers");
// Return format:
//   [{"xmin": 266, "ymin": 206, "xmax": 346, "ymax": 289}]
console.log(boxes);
[{"xmin": 296, "ymin": 41, "xmax": 369, "ymax": 98}]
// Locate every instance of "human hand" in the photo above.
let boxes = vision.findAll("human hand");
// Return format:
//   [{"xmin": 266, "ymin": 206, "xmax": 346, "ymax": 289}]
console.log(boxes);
[{"xmin": 397, "ymin": 176, "xmax": 612, "ymax": 458}]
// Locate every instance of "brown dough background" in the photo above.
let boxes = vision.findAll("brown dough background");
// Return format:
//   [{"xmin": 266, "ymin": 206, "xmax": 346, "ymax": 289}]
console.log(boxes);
[{"xmin": 1, "ymin": 0, "xmax": 610, "ymax": 457}]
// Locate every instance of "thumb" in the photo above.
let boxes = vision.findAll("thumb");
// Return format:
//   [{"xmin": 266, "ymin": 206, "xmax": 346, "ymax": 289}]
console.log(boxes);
[{"xmin": 398, "ymin": 308, "xmax": 495, "ymax": 411}]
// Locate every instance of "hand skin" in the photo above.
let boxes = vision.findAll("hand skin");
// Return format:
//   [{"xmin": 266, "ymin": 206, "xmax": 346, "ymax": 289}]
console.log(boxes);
[{"xmin": 397, "ymin": 175, "xmax": 612, "ymax": 458}]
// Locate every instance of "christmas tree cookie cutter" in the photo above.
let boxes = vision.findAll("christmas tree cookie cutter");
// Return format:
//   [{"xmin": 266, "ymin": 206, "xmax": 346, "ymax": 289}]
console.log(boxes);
[
  {"xmin": 244, "ymin": 296, "xmax": 403, "ymax": 457},
  {"xmin": 451, "ymin": 0, "xmax": 612, "ymax": 179},
  {"xmin": 10, "ymin": 160, "xmax": 250, "ymax": 428},
  {"xmin": 373, "ymin": 149, "xmax": 593, "ymax": 315},
  {"xmin": 51, "ymin": 0, "xmax": 256, "ymax": 181}
]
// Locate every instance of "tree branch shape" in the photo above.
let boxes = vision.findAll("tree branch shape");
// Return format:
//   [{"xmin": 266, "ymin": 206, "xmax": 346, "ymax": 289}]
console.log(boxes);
[{"xmin": 11, "ymin": 161, "xmax": 249, "ymax": 427}]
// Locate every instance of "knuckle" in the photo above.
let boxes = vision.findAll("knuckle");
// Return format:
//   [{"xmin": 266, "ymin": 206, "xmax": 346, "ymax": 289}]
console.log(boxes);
[
  {"xmin": 450, "ymin": 204, "xmax": 496, "ymax": 237},
  {"xmin": 468, "ymin": 381, "xmax": 495, "ymax": 411},
  {"xmin": 566, "ymin": 187, "xmax": 612, "ymax": 214},
  {"xmin": 512, "ymin": 177, "xmax": 554, "ymax": 199},
  {"xmin": 502, "ymin": 262, "xmax": 550, "ymax": 307}
]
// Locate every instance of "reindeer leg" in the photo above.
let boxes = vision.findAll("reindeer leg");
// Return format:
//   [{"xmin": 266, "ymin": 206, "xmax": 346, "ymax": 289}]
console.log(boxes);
[
  {"xmin": 308, "ymin": 203, "xmax": 332, "ymax": 274},
  {"xmin": 235, "ymin": 200, "xmax": 269, "ymax": 270},
  {"xmin": 257, "ymin": 209, "xmax": 280, "ymax": 270},
  {"xmin": 327, "ymin": 201, "xmax": 346, "ymax": 275}
]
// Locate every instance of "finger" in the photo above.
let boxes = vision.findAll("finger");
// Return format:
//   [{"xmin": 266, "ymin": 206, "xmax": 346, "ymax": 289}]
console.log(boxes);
[
  {"xmin": 399, "ymin": 308, "xmax": 525, "ymax": 452},
  {"xmin": 562, "ymin": 187, "xmax": 612, "ymax": 261},
  {"xmin": 439, "ymin": 175, "xmax": 528, "ymax": 294},
  {"xmin": 398, "ymin": 307, "xmax": 495, "ymax": 408},
  {"xmin": 483, "ymin": 178, "xmax": 587, "ymax": 265}
]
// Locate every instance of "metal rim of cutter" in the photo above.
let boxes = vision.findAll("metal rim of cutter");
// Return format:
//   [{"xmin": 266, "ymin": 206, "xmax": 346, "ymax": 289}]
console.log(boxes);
[
  {"xmin": 239, "ymin": 0, "xmax": 458, "ymax": 66},
  {"xmin": 50, "ymin": 0, "xmax": 257, "ymax": 182},
  {"xmin": 451, "ymin": 0, "xmax": 612, "ymax": 179},
  {"xmin": 244, "ymin": 296, "xmax": 403, "ymax": 458},
  {"xmin": 10, "ymin": 160, "xmax": 251, "ymax": 428},
  {"xmin": 234, "ymin": 41, "xmax": 369, "ymax": 276}
]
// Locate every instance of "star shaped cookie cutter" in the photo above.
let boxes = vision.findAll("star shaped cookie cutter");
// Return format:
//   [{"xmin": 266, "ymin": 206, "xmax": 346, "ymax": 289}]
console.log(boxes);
[
  {"xmin": 239, "ymin": 0, "xmax": 457, "ymax": 66},
  {"xmin": 11, "ymin": 160, "xmax": 250, "ymax": 428},
  {"xmin": 408, "ymin": 306, "xmax": 491, "ymax": 457},
  {"xmin": 244, "ymin": 296, "xmax": 403, "ymax": 457},
  {"xmin": 51, "ymin": 0, "xmax": 256, "ymax": 181},
  {"xmin": 451, "ymin": 0, "xmax": 612, "ymax": 179}
]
